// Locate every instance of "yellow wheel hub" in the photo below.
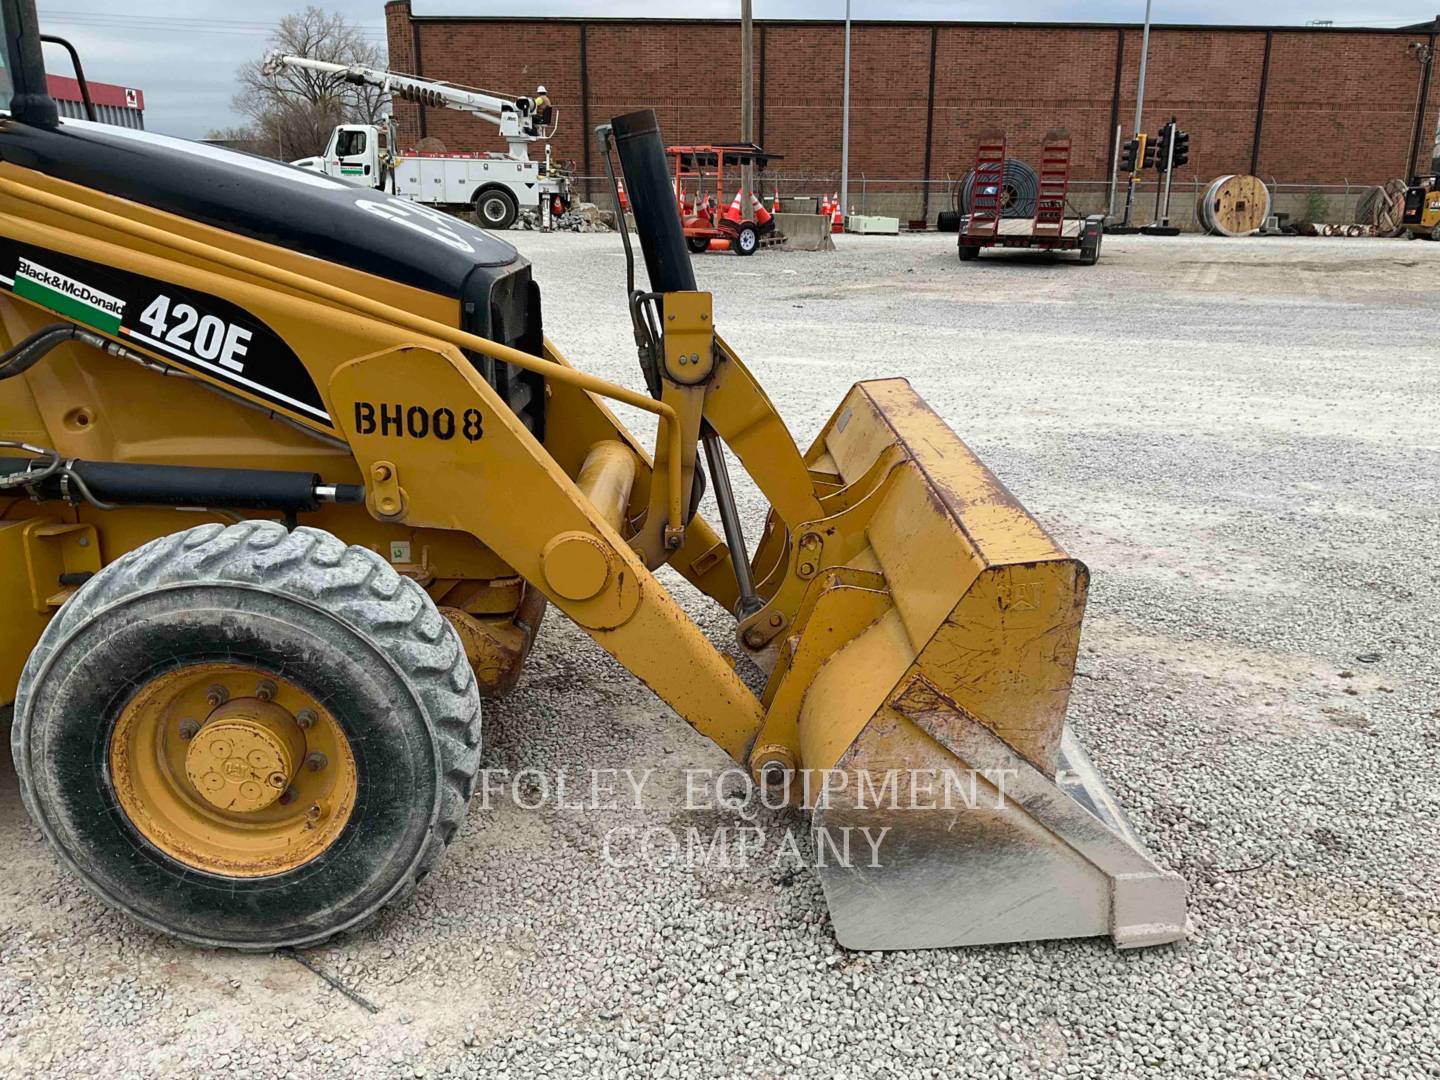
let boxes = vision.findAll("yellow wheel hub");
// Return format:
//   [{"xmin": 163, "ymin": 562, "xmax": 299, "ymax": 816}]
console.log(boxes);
[
  {"xmin": 109, "ymin": 664, "xmax": 357, "ymax": 877},
  {"xmin": 183, "ymin": 699, "xmax": 303, "ymax": 813}
]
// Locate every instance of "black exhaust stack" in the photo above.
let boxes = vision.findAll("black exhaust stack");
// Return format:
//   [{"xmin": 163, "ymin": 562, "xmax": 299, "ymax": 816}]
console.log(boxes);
[{"xmin": 610, "ymin": 109, "xmax": 696, "ymax": 294}]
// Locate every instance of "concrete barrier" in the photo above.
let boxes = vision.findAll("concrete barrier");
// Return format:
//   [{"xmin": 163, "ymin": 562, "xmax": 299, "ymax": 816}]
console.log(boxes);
[
  {"xmin": 774, "ymin": 213, "xmax": 835, "ymax": 251},
  {"xmin": 780, "ymin": 196, "xmax": 820, "ymax": 214}
]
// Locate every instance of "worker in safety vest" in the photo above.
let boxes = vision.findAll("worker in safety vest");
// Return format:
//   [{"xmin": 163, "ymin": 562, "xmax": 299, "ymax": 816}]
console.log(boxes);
[{"xmin": 533, "ymin": 85, "xmax": 552, "ymax": 129}]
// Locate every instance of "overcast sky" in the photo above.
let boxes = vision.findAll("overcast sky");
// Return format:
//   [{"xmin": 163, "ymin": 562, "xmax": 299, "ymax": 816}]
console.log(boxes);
[{"xmin": 34, "ymin": 1, "xmax": 1439, "ymax": 139}]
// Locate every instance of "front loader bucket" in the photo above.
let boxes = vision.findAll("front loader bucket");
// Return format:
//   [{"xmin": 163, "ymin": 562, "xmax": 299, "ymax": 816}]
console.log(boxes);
[{"xmin": 751, "ymin": 380, "xmax": 1187, "ymax": 950}]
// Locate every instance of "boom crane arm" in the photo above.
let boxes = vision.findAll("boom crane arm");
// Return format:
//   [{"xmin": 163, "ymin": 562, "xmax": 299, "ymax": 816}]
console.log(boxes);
[{"xmin": 263, "ymin": 52, "xmax": 548, "ymax": 160}]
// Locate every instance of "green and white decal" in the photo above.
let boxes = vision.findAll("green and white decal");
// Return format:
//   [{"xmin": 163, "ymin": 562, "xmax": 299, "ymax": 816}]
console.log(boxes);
[{"xmin": 13, "ymin": 258, "xmax": 125, "ymax": 334}]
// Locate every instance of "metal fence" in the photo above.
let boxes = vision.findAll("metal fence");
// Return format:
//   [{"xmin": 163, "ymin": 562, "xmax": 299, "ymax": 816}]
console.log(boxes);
[{"xmin": 569, "ymin": 173, "xmax": 1408, "ymax": 231}]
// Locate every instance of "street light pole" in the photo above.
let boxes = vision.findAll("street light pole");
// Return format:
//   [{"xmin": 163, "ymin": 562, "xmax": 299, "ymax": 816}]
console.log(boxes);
[{"xmin": 839, "ymin": 0, "xmax": 851, "ymax": 227}]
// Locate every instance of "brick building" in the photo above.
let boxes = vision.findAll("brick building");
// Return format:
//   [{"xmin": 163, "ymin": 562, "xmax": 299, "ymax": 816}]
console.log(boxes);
[{"xmin": 385, "ymin": 2, "xmax": 1440, "ymax": 221}]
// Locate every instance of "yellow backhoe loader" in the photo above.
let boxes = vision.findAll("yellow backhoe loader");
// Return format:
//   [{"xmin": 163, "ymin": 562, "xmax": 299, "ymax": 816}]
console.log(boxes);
[{"xmin": 0, "ymin": 1, "xmax": 1185, "ymax": 951}]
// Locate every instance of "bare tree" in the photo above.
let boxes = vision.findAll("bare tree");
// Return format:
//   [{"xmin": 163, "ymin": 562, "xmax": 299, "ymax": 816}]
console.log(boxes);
[{"xmin": 232, "ymin": 6, "xmax": 387, "ymax": 160}]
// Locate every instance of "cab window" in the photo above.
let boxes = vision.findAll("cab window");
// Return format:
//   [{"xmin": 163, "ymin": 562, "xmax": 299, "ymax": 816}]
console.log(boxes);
[{"xmin": 335, "ymin": 129, "xmax": 368, "ymax": 157}]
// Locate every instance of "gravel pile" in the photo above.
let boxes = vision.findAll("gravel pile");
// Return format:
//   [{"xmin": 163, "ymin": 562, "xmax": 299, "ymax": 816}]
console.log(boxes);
[{"xmin": 2, "ymin": 233, "xmax": 1438, "ymax": 1078}]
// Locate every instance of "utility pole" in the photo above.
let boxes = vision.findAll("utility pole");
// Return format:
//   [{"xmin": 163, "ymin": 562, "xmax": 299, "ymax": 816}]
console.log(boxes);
[
  {"xmin": 740, "ymin": 0, "xmax": 754, "ymax": 211},
  {"xmin": 839, "ymin": 0, "xmax": 852, "ymax": 228},
  {"xmin": 1115, "ymin": 0, "xmax": 1153, "ymax": 232}
]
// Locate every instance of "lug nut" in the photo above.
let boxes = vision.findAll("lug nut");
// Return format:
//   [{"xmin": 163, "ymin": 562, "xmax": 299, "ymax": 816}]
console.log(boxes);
[
  {"xmin": 295, "ymin": 709, "xmax": 317, "ymax": 730},
  {"xmin": 178, "ymin": 718, "xmax": 201, "ymax": 741},
  {"xmin": 255, "ymin": 679, "xmax": 278, "ymax": 702},
  {"xmin": 206, "ymin": 684, "xmax": 229, "ymax": 708},
  {"xmin": 277, "ymin": 788, "xmax": 297, "ymax": 806},
  {"xmin": 305, "ymin": 751, "xmax": 328, "ymax": 772}
]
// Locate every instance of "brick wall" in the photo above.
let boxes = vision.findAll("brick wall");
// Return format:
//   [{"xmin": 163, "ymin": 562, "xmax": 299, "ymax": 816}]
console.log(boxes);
[{"xmin": 385, "ymin": 2, "xmax": 1440, "ymax": 197}]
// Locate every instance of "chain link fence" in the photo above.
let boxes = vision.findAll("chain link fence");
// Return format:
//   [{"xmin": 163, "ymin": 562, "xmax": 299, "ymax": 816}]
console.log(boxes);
[{"xmin": 569, "ymin": 173, "xmax": 1409, "ymax": 232}]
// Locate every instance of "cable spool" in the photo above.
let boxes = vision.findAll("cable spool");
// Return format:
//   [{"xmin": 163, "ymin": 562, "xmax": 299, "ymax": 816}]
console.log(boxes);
[
  {"xmin": 958, "ymin": 158, "xmax": 1039, "ymax": 219},
  {"xmin": 1196, "ymin": 175, "xmax": 1271, "ymax": 236},
  {"xmin": 1354, "ymin": 179, "xmax": 1408, "ymax": 237}
]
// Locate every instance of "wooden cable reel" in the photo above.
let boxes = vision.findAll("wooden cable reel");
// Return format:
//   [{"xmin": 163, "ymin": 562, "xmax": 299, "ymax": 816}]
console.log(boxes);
[{"xmin": 1197, "ymin": 174, "xmax": 1271, "ymax": 236}]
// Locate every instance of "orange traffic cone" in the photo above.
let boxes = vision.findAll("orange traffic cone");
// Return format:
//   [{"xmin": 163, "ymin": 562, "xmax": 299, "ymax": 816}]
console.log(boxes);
[
  {"xmin": 724, "ymin": 189, "xmax": 743, "ymax": 223},
  {"xmin": 771, "ymin": 193, "xmax": 781, "ymax": 215},
  {"xmin": 831, "ymin": 194, "xmax": 843, "ymax": 234}
]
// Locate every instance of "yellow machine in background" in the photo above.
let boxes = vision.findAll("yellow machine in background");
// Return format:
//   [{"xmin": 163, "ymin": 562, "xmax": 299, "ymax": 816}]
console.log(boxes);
[
  {"xmin": 1402, "ymin": 174, "xmax": 1440, "ymax": 238},
  {"xmin": 0, "ymin": 0, "xmax": 1185, "ymax": 952}
]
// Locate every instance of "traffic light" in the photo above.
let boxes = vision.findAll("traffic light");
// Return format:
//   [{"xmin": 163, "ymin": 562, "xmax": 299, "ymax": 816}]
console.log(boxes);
[
  {"xmin": 1141, "ymin": 134, "xmax": 1157, "ymax": 170},
  {"xmin": 1152, "ymin": 124, "xmax": 1172, "ymax": 171},
  {"xmin": 1119, "ymin": 136, "xmax": 1140, "ymax": 174},
  {"xmin": 1172, "ymin": 129, "xmax": 1190, "ymax": 169}
]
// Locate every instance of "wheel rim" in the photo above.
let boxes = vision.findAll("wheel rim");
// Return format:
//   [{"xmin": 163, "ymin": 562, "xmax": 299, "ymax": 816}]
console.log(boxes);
[
  {"xmin": 109, "ymin": 663, "xmax": 358, "ymax": 877},
  {"xmin": 739, "ymin": 230, "xmax": 756, "ymax": 252},
  {"xmin": 482, "ymin": 197, "xmax": 508, "ymax": 223}
]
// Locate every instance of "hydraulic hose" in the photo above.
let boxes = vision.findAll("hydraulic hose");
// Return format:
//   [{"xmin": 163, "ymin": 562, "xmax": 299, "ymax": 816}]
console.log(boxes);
[{"xmin": 0, "ymin": 323, "xmax": 98, "ymax": 380}]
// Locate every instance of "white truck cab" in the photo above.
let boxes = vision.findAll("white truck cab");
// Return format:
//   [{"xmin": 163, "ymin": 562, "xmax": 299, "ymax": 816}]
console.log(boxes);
[{"xmin": 327, "ymin": 124, "xmax": 383, "ymax": 185}]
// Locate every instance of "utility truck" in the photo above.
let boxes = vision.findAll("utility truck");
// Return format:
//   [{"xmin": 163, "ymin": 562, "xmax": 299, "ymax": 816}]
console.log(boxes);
[{"xmin": 267, "ymin": 53, "xmax": 570, "ymax": 230}]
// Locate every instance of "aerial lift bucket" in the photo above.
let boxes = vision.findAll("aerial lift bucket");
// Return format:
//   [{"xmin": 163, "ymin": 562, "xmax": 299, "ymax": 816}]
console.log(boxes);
[
  {"xmin": 603, "ymin": 110, "xmax": 1187, "ymax": 951},
  {"xmin": 765, "ymin": 380, "xmax": 1188, "ymax": 949}
]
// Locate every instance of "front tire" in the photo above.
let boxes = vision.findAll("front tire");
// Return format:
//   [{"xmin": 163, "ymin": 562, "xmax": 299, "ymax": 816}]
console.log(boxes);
[
  {"xmin": 12, "ymin": 521, "xmax": 482, "ymax": 950},
  {"xmin": 733, "ymin": 224, "xmax": 759, "ymax": 256},
  {"xmin": 687, "ymin": 235, "xmax": 711, "ymax": 254},
  {"xmin": 475, "ymin": 187, "xmax": 519, "ymax": 231}
]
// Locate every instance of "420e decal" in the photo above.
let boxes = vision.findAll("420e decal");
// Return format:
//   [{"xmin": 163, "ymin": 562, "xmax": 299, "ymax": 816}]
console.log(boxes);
[{"xmin": 0, "ymin": 240, "xmax": 332, "ymax": 427}]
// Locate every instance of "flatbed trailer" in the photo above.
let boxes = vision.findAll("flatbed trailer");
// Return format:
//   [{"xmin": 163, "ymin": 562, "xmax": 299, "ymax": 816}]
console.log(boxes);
[
  {"xmin": 958, "ymin": 130, "xmax": 1104, "ymax": 265},
  {"xmin": 958, "ymin": 215, "xmax": 1105, "ymax": 263}
]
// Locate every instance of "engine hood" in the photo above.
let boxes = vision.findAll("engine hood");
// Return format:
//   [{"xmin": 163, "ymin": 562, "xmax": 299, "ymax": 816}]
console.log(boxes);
[{"xmin": 0, "ymin": 116, "xmax": 522, "ymax": 299}]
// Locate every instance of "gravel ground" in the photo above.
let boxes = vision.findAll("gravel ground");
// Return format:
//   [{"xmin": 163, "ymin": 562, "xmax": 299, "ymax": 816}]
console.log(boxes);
[{"xmin": 3, "ymin": 232, "xmax": 1439, "ymax": 1078}]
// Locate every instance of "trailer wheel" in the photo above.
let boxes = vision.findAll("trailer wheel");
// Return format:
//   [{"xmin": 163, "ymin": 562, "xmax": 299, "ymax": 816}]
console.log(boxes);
[
  {"xmin": 958, "ymin": 243, "xmax": 980, "ymax": 262},
  {"xmin": 475, "ymin": 187, "xmax": 519, "ymax": 231},
  {"xmin": 734, "ymin": 224, "xmax": 759, "ymax": 256},
  {"xmin": 687, "ymin": 236, "xmax": 711, "ymax": 254},
  {"xmin": 11, "ymin": 521, "xmax": 482, "ymax": 950},
  {"xmin": 1079, "ymin": 235, "xmax": 1102, "ymax": 266}
]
